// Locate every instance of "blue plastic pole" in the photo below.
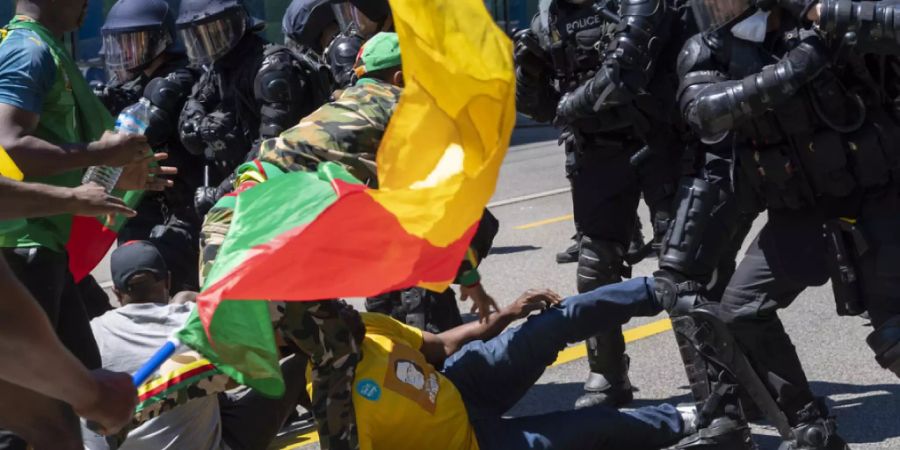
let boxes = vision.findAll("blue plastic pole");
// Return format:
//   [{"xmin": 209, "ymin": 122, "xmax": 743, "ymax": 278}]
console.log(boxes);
[{"xmin": 132, "ymin": 338, "xmax": 181, "ymax": 387}]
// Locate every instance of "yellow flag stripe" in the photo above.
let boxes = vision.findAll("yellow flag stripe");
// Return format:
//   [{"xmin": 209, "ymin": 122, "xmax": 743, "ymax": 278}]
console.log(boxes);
[
  {"xmin": 0, "ymin": 146, "xmax": 24, "ymax": 181},
  {"xmin": 371, "ymin": 0, "xmax": 516, "ymax": 247}
]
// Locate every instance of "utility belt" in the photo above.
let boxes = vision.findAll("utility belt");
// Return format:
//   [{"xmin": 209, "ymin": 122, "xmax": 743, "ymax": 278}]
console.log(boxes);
[
  {"xmin": 823, "ymin": 217, "xmax": 869, "ymax": 317},
  {"xmin": 563, "ymin": 126, "xmax": 643, "ymax": 155},
  {"xmin": 737, "ymin": 100, "xmax": 900, "ymax": 211}
]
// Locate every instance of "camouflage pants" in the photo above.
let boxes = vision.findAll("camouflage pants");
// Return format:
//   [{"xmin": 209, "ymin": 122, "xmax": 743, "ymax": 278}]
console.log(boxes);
[
  {"xmin": 201, "ymin": 202, "xmax": 360, "ymax": 450},
  {"xmin": 280, "ymin": 302, "xmax": 360, "ymax": 450}
]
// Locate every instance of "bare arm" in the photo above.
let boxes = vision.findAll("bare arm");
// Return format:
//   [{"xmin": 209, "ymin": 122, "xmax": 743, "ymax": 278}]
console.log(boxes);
[
  {"xmin": 0, "ymin": 104, "xmax": 151, "ymax": 178},
  {"xmin": 0, "ymin": 257, "xmax": 136, "ymax": 433},
  {"xmin": 0, "ymin": 177, "xmax": 135, "ymax": 220},
  {"xmin": 420, "ymin": 289, "xmax": 563, "ymax": 367}
]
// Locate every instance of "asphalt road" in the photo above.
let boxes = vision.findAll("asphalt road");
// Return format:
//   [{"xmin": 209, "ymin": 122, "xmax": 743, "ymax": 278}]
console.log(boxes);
[{"xmin": 92, "ymin": 123, "xmax": 900, "ymax": 450}]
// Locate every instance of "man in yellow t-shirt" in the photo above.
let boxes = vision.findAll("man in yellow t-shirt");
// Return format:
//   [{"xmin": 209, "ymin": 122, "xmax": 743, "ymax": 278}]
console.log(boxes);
[{"xmin": 307, "ymin": 277, "xmax": 693, "ymax": 450}]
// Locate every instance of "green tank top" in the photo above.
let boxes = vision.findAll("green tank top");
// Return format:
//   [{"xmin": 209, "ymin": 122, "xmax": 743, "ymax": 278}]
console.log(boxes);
[{"xmin": 0, "ymin": 17, "xmax": 114, "ymax": 251}]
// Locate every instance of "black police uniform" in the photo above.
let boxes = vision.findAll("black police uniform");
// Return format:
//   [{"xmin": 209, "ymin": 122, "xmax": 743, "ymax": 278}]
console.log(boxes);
[
  {"xmin": 116, "ymin": 60, "xmax": 206, "ymax": 294},
  {"xmin": 176, "ymin": 0, "xmax": 332, "ymax": 216},
  {"xmin": 94, "ymin": 0, "xmax": 206, "ymax": 294},
  {"xmin": 283, "ymin": 0, "xmax": 339, "ymax": 59},
  {"xmin": 514, "ymin": 0, "xmax": 690, "ymax": 407},
  {"xmin": 659, "ymin": 7, "xmax": 900, "ymax": 448}
]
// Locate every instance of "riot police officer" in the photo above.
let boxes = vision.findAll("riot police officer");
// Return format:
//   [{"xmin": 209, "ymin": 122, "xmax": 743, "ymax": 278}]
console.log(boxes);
[
  {"xmin": 650, "ymin": 0, "xmax": 900, "ymax": 447},
  {"xmin": 97, "ymin": 0, "xmax": 206, "ymax": 294},
  {"xmin": 514, "ymin": 0, "xmax": 690, "ymax": 408},
  {"xmin": 176, "ymin": 0, "xmax": 332, "ymax": 215},
  {"xmin": 323, "ymin": 0, "xmax": 394, "ymax": 89},
  {"xmin": 283, "ymin": 0, "xmax": 341, "ymax": 60}
]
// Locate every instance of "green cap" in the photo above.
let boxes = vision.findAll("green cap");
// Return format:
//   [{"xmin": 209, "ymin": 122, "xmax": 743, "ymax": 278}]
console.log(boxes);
[{"xmin": 355, "ymin": 32, "xmax": 401, "ymax": 78}]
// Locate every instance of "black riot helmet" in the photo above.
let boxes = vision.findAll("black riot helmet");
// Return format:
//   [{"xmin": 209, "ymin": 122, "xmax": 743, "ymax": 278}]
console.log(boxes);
[
  {"xmin": 176, "ymin": 0, "xmax": 257, "ymax": 66},
  {"xmin": 691, "ymin": 0, "xmax": 755, "ymax": 31},
  {"xmin": 283, "ymin": 0, "xmax": 339, "ymax": 54},
  {"xmin": 331, "ymin": 0, "xmax": 392, "ymax": 39},
  {"xmin": 101, "ymin": 0, "xmax": 176, "ymax": 81}
]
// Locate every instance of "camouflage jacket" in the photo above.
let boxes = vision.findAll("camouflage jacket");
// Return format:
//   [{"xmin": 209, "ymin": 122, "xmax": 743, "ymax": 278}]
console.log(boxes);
[
  {"xmin": 256, "ymin": 78, "xmax": 402, "ymax": 186},
  {"xmin": 195, "ymin": 80, "xmax": 403, "ymax": 450}
]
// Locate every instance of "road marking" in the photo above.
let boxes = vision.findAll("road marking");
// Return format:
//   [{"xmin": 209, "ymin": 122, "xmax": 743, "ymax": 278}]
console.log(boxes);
[
  {"xmin": 551, "ymin": 318, "xmax": 673, "ymax": 366},
  {"xmin": 514, "ymin": 214, "xmax": 574, "ymax": 230},
  {"xmin": 275, "ymin": 430, "xmax": 320, "ymax": 449},
  {"xmin": 277, "ymin": 318, "xmax": 673, "ymax": 449},
  {"xmin": 488, "ymin": 187, "xmax": 571, "ymax": 208}
]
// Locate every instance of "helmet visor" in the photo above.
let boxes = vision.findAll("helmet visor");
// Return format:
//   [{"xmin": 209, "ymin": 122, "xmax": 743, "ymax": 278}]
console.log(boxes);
[
  {"xmin": 178, "ymin": 11, "xmax": 247, "ymax": 66},
  {"xmin": 331, "ymin": 3, "xmax": 379, "ymax": 38},
  {"xmin": 102, "ymin": 29, "xmax": 168, "ymax": 78},
  {"xmin": 691, "ymin": 0, "xmax": 752, "ymax": 31},
  {"xmin": 350, "ymin": 5, "xmax": 381, "ymax": 38}
]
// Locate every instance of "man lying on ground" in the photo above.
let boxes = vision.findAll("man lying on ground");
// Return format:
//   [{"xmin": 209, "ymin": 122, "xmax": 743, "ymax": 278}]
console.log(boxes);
[
  {"xmin": 82, "ymin": 241, "xmax": 308, "ymax": 450},
  {"xmin": 297, "ymin": 277, "xmax": 695, "ymax": 450}
]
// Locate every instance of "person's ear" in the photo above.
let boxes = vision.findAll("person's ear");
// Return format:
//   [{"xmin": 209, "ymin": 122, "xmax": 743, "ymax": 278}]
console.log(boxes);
[
  {"xmin": 113, "ymin": 288, "xmax": 125, "ymax": 305},
  {"xmin": 393, "ymin": 70, "xmax": 404, "ymax": 87}
]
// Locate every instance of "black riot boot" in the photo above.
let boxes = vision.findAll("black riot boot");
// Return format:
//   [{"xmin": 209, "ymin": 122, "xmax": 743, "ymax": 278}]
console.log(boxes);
[
  {"xmin": 556, "ymin": 233, "xmax": 582, "ymax": 264},
  {"xmin": 652, "ymin": 275, "xmax": 757, "ymax": 450},
  {"xmin": 780, "ymin": 401, "xmax": 850, "ymax": 450},
  {"xmin": 575, "ymin": 333, "xmax": 634, "ymax": 409},
  {"xmin": 575, "ymin": 237, "xmax": 634, "ymax": 408}
]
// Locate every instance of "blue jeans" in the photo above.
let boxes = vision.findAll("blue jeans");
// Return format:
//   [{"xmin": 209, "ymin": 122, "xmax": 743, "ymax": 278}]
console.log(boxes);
[{"xmin": 441, "ymin": 277, "xmax": 683, "ymax": 450}]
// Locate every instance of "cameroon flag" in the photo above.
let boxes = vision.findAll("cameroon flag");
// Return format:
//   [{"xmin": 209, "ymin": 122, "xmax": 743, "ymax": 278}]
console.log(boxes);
[
  {"xmin": 178, "ymin": 0, "xmax": 516, "ymax": 397},
  {"xmin": 66, "ymin": 189, "xmax": 144, "ymax": 282}
]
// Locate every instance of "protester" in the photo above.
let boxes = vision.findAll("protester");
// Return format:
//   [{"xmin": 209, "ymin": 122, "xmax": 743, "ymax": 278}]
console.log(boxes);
[
  {"xmin": 301, "ymin": 278, "xmax": 694, "ymax": 450},
  {"xmin": 0, "ymin": 174, "xmax": 138, "ymax": 450},
  {"xmin": 82, "ymin": 241, "xmax": 308, "ymax": 450},
  {"xmin": 0, "ymin": 2, "xmax": 177, "ymax": 446}
]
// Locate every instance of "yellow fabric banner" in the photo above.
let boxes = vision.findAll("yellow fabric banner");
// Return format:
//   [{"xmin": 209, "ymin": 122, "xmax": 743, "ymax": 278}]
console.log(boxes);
[
  {"xmin": 0, "ymin": 145, "xmax": 24, "ymax": 181},
  {"xmin": 373, "ymin": 0, "xmax": 516, "ymax": 247}
]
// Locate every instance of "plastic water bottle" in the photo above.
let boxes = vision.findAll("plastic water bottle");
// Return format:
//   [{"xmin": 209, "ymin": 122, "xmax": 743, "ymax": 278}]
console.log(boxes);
[{"xmin": 82, "ymin": 98, "xmax": 152, "ymax": 192}]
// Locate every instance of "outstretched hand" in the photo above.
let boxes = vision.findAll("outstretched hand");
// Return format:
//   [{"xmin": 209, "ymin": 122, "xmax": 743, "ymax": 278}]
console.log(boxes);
[
  {"xmin": 460, "ymin": 283, "xmax": 501, "ymax": 323},
  {"xmin": 508, "ymin": 289, "xmax": 563, "ymax": 319}
]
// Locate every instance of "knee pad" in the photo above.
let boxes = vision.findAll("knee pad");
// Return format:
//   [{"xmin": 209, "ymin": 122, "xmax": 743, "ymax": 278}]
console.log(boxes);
[
  {"xmin": 401, "ymin": 288, "xmax": 429, "ymax": 331},
  {"xmin": 660, "ymin": 177, "xmax": 737, "ymax": 280},
  {"xmin": 867, "ymin": 316, "xmax": 900, "ymax": 377},
  {"xmin": 577, "ymin": 236, "xmax": 627, "ymax": 293}
]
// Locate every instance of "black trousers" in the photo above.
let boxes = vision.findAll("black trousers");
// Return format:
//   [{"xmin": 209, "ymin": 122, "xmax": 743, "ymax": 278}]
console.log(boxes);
[
  {"xmin": 719, "ymin": 193, "xmax": 900, "ymax": 423},
  {"xmin": 0, "ymin": 247, "xmax": 101, "ymax": 450},
  {"xmin": 566, "ymin": 133, "xmax": 682, "ymax": 371}
]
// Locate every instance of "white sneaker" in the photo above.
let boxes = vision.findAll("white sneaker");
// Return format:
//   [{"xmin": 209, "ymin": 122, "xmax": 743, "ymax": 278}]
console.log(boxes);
[{"xmin": 677, "ymin": 404, "xmax": 699, "ymax": 436}]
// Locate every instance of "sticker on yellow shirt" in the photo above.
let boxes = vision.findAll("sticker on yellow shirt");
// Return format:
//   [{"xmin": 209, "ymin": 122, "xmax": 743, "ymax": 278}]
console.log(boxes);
[{"xmin": 383, "ymin": 342, "xmax": 441, "ymax": 414}]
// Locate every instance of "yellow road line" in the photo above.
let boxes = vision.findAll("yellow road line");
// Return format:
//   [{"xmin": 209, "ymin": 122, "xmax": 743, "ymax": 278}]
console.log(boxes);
[
  {"xmin": 275, "ymin": 430, "xmax": 320, "ymax": 449},
  {"xmin": 551, "ymin": 318, "xmax": 672, "ymax": 366},
  {"xmin": 514, "ymin": 214, "xmax": 574, "ymax": 230},
  {"xmin": 278, "ymin": 318, "xmax": 673, "ymax": 449}
]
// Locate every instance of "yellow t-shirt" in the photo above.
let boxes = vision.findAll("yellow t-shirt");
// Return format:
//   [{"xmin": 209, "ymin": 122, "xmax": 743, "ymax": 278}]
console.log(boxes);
[{"xmin": 307, "ymin": 313, "xmax": 480, "ymax": 450}]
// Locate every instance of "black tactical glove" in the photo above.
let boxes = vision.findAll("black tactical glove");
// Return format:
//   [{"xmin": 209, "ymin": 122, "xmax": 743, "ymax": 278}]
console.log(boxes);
[
  {"xmin": 179, "ymin": 101, "xmax": 207, "ymax": 156},
  {"xmin": 513, "ymin": 29, "xmax": 551, "ymax": 78},
  {"xmin": 199, "ymin": 111, "xmax": 252, "ymax": 163},
  {"xmin": 554, "ymin": 64, "xmax": 625, "ymax": 125}
]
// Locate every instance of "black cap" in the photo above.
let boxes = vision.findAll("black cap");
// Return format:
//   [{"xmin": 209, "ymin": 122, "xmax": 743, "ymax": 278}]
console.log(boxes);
[{"xmin": 111, "ymin": 241, "xmax": 168, "ymax": 291}]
